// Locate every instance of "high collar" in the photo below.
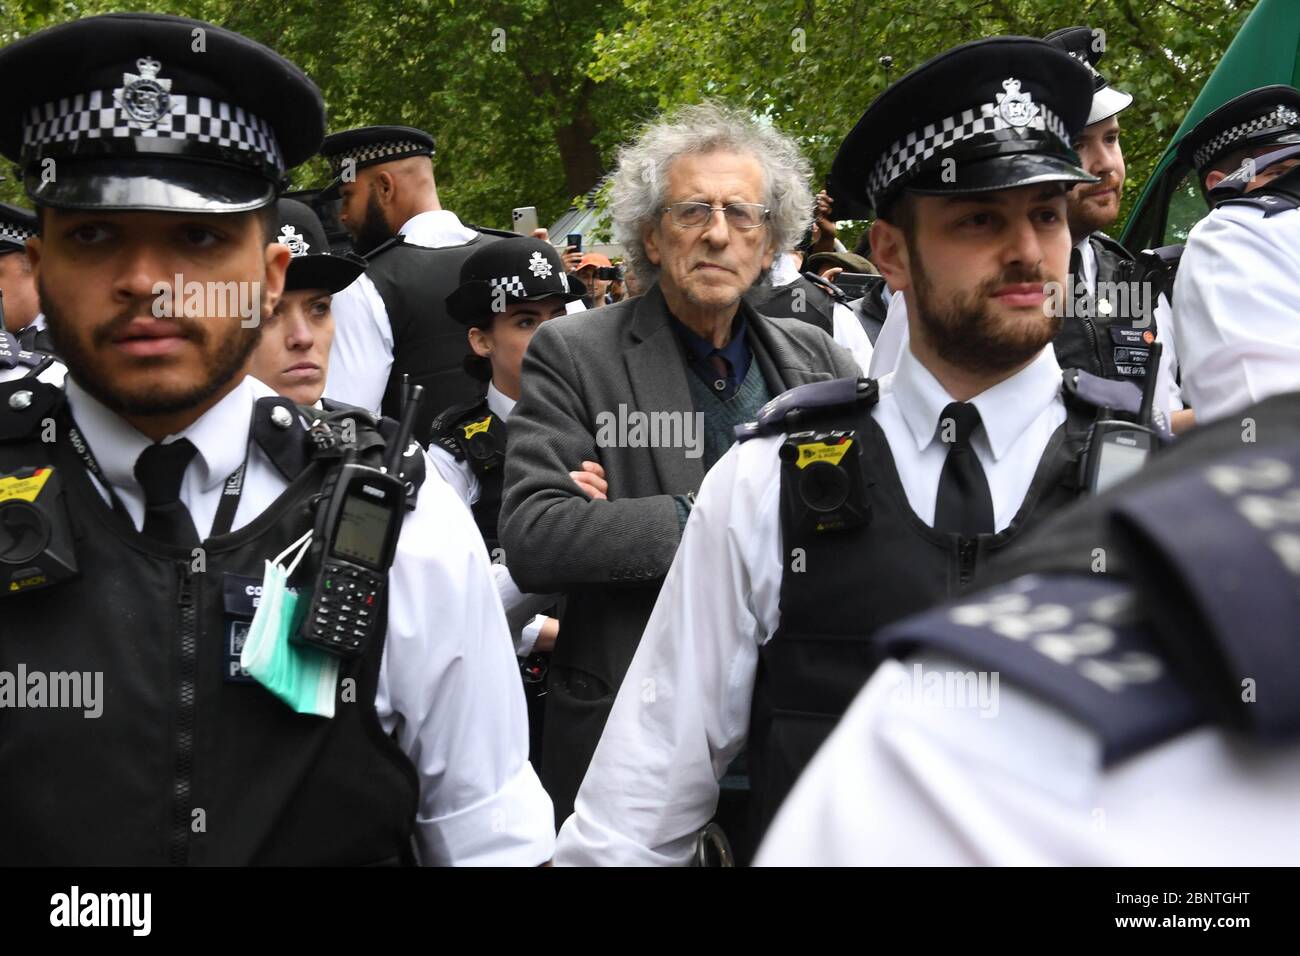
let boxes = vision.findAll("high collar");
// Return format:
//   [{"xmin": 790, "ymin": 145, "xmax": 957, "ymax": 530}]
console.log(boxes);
[
  {"xmin": 1074, "ymin": 235, "xmax": 1098, "ymax": 294},
  {"xmin": 65, "ymin": 374, "xmax": 270, "ymax": 493},
  {"xmin": 398, "ymin": 210, "xmax": 477, "ymax": 249},
  {"xmin": 486, "ymin": 380, "xmax": 516, "ymax": 421},
  {"xmin": 893, "ymin": 345, "xmax": 1063, "ymax": 462}
]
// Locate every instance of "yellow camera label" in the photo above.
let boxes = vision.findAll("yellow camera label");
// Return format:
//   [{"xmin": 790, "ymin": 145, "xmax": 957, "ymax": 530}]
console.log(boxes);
[
  {"xmin": 0, "ymin": 468, "xmax": 51, "ymax": 503},
  {"xmin": 463, "ymin": 416, "xmax": 493, "ymax": 439},
  {"xmin": 795, "ymin": 439, "xmax": 852, "ymax": 469}
]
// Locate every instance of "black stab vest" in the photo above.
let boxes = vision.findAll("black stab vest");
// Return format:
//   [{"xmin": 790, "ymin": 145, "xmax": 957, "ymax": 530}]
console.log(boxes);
[
  {"xmin": 0, "ymin": 387, "xmax": 419, "ymax": 865},
  {"xmin": 748, "ymin": 392, "xmax": 1095, "ymax": 836},
  {"xmin": 745, "ymin": 274, "xmax": 837, "ymax": 334},
  {"xmin": 1051, "ymin": 233, "xmax": 1161, "ymax": 384},
  {"xmin": 364, "ymin": 231, "xmax": 500, "ymax": 440},
  {"xmin": 429, "ymin": 395, "xmax": 507, "ymax": 551}
]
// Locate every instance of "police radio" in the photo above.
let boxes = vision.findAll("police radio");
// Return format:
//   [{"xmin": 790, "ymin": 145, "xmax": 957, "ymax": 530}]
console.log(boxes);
[
  {"xmin": 295, "ymin": 383, "xmax": 423, "ymax": 658},
  {"xmin": 1084, "ymin": 343, "xmax": 1162, "ymax": 495},
  {"xmin": 0, "ymin": 465, "xmax": 79, "ymax": 596}
]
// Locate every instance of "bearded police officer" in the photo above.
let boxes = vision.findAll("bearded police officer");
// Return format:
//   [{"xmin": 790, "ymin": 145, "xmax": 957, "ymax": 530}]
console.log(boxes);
[
  {"xmin": 318, "ymin": 125, "xmax": 549, "ymax": 437},
  {"xmin": 757, "ymin": 386, "xmax": 1300, "ymax": 865},
  {"xmin": 0, "ymin": 13, "xmax": 553, "ymax": 865},
  {"xmin": 1042, "ymin": 26, "xmax": 1188, "ymax": 433},
  {"xmin": 1173, "ymin": 87, "xmax": 1300, "ymax": 425},
  {"xmin": 865, "ymin": 30, "xmax": 1184, "ymax": 432},
  {"xmin": 553, "ymin": 37, "xmax": 1161, "ymax": 865}
]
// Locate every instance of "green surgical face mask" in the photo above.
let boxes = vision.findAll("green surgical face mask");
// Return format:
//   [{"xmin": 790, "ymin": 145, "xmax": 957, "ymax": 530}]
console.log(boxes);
[{"xmin": 240, "ymin": 531, "xmax": 340, "ymax": 718}]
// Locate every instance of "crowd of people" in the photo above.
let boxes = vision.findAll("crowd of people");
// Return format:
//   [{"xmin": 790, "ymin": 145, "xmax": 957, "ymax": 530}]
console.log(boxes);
[{"xmin": 1, "ymin": 11, "xmax": 1299, "ymax": 867}]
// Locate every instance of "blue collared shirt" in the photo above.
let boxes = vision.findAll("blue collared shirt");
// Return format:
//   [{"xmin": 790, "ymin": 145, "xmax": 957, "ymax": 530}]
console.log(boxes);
[{"xmin": 671, "ymin": 311, "xmax": 753, "ymax": 401}]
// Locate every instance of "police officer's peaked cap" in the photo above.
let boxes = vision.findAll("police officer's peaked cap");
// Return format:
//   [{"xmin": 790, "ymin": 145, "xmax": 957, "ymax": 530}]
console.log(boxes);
[
  {"xmin": 273, "ymin": 198, "xmax": 365, "ymax": 294},
  {"xmin": 1176, "ymin": 85, "xmax": 1300, "ymax": 175},
  {"xmin": 829, "ymin": 37, "xmax": 1097, "ymax": 218},
  {"xmin": 0, "ymin": 202, "xmax": 37, "ymax": 253},
  {"xmin": 0, "ymin": 13, "xmax": 324, "ymax": 214},
  {"xmin": 1043, "ymin": 25, "xmax": 1133, "ymax": 126},
  {"xmin": 445, "ymin": 237, "xmax": 586, "ymax": 326},
  {"xmin": 319, "ymin": 126, "xmax": 436, "ymax": 198}
]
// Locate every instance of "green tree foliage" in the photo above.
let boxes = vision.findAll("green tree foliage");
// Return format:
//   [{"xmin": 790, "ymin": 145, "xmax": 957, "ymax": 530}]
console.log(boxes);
[{"xmin": 0, "ymin": 0, "xmax": 1257, "ymax": 235}]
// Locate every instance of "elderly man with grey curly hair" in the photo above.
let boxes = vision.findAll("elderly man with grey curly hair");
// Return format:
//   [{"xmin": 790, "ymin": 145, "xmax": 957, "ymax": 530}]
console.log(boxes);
[{"xmin": 500, "ymin": 101, "xmax": 860, "ymax": 827}]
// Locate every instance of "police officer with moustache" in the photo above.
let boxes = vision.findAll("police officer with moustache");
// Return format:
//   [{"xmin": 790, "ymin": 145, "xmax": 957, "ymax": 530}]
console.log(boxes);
[
  {"xmin": 865, "ymin": 29, "xmax": 1185, "ymax": 433},
  {"xmin": 555, "ymin": 37, "xmax": 1149, "ymax": 865},
  {"xmin": 1173, "ymin": 87, "xmax": 1300, "ymax": 425},
  {"xmin": 428, "ymin": 237, "xmax": 586, "ymax": 764},
  {"xmin": 0, "ymin": 13, "xmax": 554, "ymax": 865},
  {"xmin": 1043, "ymin": 26, "xmax": 1189, "ymax": 434},
  {"xmin": 318, "ymin": 126, "xmax": 556, "ymax": 437}
]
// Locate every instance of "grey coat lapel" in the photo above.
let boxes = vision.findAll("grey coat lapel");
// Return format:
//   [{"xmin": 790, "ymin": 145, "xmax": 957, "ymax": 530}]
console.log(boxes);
[{"xmin": 623, "ymin": 284, "xmax": 706, "ymax": 492}]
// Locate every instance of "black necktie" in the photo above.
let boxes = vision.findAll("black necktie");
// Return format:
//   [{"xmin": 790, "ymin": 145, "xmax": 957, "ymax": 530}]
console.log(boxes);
[
  {"xmin": 134, "ymin": 439, "xmax": 201, "ymax": 547},
  {"xmin": 1069, "ymin": 246, "xmax": 1085, "ymax": 298},
  {"xmin": 933, "ymin": 402, "xmax": 994, "ymax": 537}
]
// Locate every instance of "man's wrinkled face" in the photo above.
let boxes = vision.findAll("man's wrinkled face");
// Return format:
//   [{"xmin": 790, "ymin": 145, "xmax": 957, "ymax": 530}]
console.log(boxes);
[
  {"xmin": 884, "ymin": 185, "xmax": 1070, "ymax": 375},
  {"xmin": 28, "ymin": 209, "xmax": 286, "ymax": 417},
  {"xmin": 337, "ymin": 172, "xmax": 393, "ymax": 254},
  {"xmin": 642, "ymin": 150, "xmax": 775, "ymax": 315},
  {"xmin": 1067, "ymin": 115, "xmax": 1125, "ymax": 237},
  {"xmin": 246, "ymin": 287, "xmax": 333, "ymax": 405}
]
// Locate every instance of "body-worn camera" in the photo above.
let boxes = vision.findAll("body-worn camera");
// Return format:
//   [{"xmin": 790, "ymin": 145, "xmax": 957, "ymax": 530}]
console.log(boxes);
[
  {"xmin": 778, "ymin": 429, "xmax": 871, "ymax": 535},
  {"xmin": 0, "ymin": 465, "xmax": 79, "ymax": 596}
]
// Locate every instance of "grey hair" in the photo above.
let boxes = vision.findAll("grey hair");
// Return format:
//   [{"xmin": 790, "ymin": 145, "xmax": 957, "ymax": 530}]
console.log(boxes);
[{"xmin": 609, "ymin": 101, "xmax": 814, "ymax": 284}]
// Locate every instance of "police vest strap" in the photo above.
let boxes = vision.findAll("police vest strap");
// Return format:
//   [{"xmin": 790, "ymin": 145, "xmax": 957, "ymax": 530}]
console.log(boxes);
[
  {"xmin": 1062, "ymin": 369, "xmax": 1143, "ymax": 417},
  {"xmin": 361, "ymin": 234, "xmax": 407, "ymax": 261},
  {"xmin": 1089, "ymin": 231, "xmax": 1134, "ymax": 265},
  {"xmin": 250, "ymin": 397, "xmax": 315, "ymax": 483},
  {"xmin": 873, "ymin": 574, "xmax": 1207, "ymax": 766},
  {"xmin": 0, "ymin": 329, "xmax": 53, "ymax": 373},
  {"xmin": 736, "ymin": 377, "xmax": 878, "ymax": 442},
  {"xmin": 1216, "ymin": 163, "xmax": 1300, "ymax": 217},
  {"xmin": 1108, "ymin": 436, "xmax": 1300, "ymax": 742},
  {"xmin": 0, "ymin": 378, "xmax": 63, "ymax": 441},
  {"xmin": 1145, "ymin": 244, "xmax": 1183, "ymax": 269}
]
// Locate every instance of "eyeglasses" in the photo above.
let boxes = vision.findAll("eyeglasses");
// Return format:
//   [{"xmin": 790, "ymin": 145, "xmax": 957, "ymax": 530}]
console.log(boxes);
[{"xmin": 661, "ymin": 202, "xmax": 770, "ymax": 230}]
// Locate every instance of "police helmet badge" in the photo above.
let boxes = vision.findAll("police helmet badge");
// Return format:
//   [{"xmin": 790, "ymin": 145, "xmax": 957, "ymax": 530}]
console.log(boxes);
[
  {"xmin": 527, "ymin": 251, "xmax": 553, "ymax": 279},
  {"xmin": 277, "ymin": 224, "xmax": 311, "ymax": 257},
  {"xmin": 996, "ymin": 78, "xmax": 1039, "ymax": 128},
  {"xmin": 115, "ymin": 57, "xmax": 173, "ymax": 127}
]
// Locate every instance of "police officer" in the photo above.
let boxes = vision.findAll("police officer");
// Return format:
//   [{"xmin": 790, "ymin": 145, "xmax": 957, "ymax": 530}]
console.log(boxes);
[
  {"xmin": 0, "ymin": 202, "xmax": 62, "ymax": 386},
  {"xmin": 245, "ymin": 198, "xmax": 365, "ymax": 406},
  {"xmin": 553, "ymin": 37, "xmax": 1150, "ymax": 865},
  {"xmin": 428, "ymin": 236, "xmax": 586, "ymax": 765},
  {"xmin": 1042, "ymin": 26, "xmax": 1187, "ymax": 433},
  {"xmin": 0, "ymin": 12, "xmax": 553, "ymax": 865},
  {"xmin": 756, "ymin": 387, "xmax": 1300, "ymax": 865},
  {"xmin": 865, "ymin": 28, "xmax": 1185, "ymax": 432},
  {"xmin": 317, "ymin": 125, "xmax": 531, "ymax": 437},
  {"xmin": 1173, "ymin": 89, "xmax": 1300, "ymax": 425}
]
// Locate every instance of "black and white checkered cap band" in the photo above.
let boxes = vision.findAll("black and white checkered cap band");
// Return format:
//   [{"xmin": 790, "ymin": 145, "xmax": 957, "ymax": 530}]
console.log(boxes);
[
  {"xmin": 490, "ymin": 275, "xmax": 527, "ymax": 297},
  {"xmin": 326, "ymin": 140, "xmax": 431, "ymax": 177},
  {"xmin": 0, "ymin": 222, "xmax": 35, "ymax": 246},
  {"xmin": 1192, "ymin": 106, "xmax": 1300, "ymax": 171},
  {"xmin": 22, "ymin": 90, "xmax": 282, "ymax": 173},
  {"xmin": 867, "ymin": 101, "xmax": 1071, "ymax": 205}
]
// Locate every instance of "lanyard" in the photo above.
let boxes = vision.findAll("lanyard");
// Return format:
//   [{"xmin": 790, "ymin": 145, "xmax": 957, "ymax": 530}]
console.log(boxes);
[{"xmin": 64, "ymin": 411, "xmax": 250, "ymax": 539}]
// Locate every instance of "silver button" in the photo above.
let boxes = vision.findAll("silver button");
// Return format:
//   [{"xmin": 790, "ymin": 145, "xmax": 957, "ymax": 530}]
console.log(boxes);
[
  {"xmin": 713, "ymin": 379, "xmax": 727, "ymax": 391},
  {"xmin": 1097, "ymin": 297, "xmax": 1113, "ymax": 316},
  {"xmin": 270, "ymin": 405, "xmax": 294, "ymax": 429},
  {"xmin": 8, "ymin": 389, "xmax": 33, "ymax": 411}
]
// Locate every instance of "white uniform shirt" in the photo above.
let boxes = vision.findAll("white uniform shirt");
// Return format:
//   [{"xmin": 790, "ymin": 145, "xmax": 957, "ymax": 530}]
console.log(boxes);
[
  {"xmin": 769, "ymin": 253, "xmax": 873, "ymax": 374},
  {"xmin": 64, "ymin": 373, "xmax": 556, "ymax": 865},
  {"xmin": 325, "ymin": 212, "xmax": 585, "ymax": 414},
  {"xmin": 1173, "ymin": 201, "xmax": 1300, "ymax": 424},
  {"xmin": 755, "ymin": 651, "xmax": 1300, "ymax": 865},
  {"xmin": 427, "ymin": 381, "xmax": 556, "ymax": 656},
  {"xmin": 867, "ymin": 239, "xmax": 1183, "ymax": 421},
  {"xmin": 552, "ymin": 345, "xmax": 1067, "ymax": 866}
]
